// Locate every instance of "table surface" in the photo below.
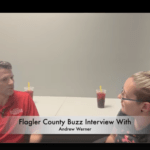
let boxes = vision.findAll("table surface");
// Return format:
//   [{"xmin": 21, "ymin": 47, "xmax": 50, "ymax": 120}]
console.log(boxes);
[{"xmin": 33, "ymin": 96, "xmax": 122, "ymax": 116}]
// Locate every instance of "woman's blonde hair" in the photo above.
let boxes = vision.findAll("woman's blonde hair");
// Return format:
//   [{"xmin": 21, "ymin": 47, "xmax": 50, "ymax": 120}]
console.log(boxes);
[{"xmin": 131, "ymin": 71, "xmax": 150, "ymax": 103}]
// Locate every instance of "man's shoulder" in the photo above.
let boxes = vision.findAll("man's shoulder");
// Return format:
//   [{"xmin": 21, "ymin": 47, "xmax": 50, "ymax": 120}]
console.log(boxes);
[
  {"xmin": 13, "ymin": 90, "xmax": 29, "ymax": 97},
  {"xmin": 11, "ymin": 90, "xmax": 29, "ymax": 103},
  {"xmin": 6, "ymin": 91, "xmax": 30, "ymax": 116}
]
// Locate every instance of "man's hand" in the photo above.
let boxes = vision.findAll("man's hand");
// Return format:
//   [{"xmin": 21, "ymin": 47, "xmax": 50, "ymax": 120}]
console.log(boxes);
[{"xmin": 29, "ymin": 134, "xmax": 43, "ymax": 143}]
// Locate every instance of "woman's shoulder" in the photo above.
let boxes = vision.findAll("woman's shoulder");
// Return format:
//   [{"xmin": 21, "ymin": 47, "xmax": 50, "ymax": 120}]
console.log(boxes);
[{"xmin": 117, "ymin": 110, "xmax": 128, "ymax": 116}]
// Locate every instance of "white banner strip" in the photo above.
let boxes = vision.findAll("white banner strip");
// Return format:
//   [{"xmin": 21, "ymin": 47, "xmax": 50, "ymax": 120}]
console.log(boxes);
[{"xmin": 3, "ymin": 116, "xmax": 150, "ymax": 134}]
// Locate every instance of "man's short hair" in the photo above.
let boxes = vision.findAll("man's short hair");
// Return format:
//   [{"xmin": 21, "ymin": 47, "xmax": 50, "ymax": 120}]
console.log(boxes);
[
  {"xmin": 131, "ymin": 71, "xmax": 150, "ymax": 103},
  {"xmin": 0, "ymin": 61, "xmax": 12, "ymax": 69}
]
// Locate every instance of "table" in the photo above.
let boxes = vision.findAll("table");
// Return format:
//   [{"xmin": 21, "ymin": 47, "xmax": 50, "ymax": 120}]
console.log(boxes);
[
  {"xmin": 33, "ymin": 96, "xmax": 122, "ymax": 143},
  {"xmin": 33, "ymin": 96, "xmax": 66, "ymax": 116},
  {"xmin": 34, "ymin": 96, "xmax": 122, "ymax": 116}
]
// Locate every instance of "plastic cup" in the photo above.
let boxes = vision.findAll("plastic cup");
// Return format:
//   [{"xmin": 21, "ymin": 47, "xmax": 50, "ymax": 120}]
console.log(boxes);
[
  {"xmin": 24, "ymin": 87, "xmax": 34, "ymax": 99},
  {"xmin": 96, "ymin": 89, "xmax": 106, "ymax": 108}
]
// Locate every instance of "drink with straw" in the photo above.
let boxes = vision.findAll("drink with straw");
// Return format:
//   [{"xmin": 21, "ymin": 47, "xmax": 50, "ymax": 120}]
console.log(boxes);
[
  {"xmin": 24, "ymin": 82, "xmax": 34, "ymax": 99},
  {"xmin": 96, "ymin": 86, "xmax": 106, "ymax": 108}
]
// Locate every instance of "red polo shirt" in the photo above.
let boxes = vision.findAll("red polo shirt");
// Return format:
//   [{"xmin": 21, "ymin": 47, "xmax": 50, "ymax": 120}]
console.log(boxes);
[{"xmin": 0, "ymin": 90, "xmax": 39, "ymax": 143}]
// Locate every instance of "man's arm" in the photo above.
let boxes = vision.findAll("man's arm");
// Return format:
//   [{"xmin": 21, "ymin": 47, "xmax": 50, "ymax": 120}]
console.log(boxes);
[
  {"xmin": 105, "ymin": 134, "xmax": 116, "ymax": 143},
  {"xmin": 29, "ymin": 134, "xmax": 43, "ymax": 143}
]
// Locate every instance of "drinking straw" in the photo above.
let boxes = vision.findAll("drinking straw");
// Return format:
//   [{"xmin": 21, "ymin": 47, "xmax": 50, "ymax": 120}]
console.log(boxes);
[
  {"xmin": 28, "ymin": 82, "xmax": 30, "ymax": 90},
  {"xmin": 99, "ymin": 86, "xmax": 102, "ymax": 92}
]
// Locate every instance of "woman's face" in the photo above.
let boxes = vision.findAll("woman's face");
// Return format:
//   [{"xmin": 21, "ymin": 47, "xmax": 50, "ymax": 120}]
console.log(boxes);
[{"xmin": 118, "ymin": 77, "xmax": 143, "ymax": 116}]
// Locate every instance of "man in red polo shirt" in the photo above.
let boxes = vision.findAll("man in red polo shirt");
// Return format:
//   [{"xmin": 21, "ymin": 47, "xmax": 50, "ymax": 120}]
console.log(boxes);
[{"xmin": 0, "ymin": 61, "xmax": 42, "ymax": 143}]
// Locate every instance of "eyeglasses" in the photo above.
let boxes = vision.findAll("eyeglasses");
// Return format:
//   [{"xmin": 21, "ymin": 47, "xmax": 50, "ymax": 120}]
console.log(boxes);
[{"xmin": 121, "ymin": 89, "xmax": 150, "ymax": 102}]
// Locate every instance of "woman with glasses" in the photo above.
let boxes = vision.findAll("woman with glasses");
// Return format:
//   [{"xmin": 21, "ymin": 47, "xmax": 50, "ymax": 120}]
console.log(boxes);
[{"xmin": 103, "ymin": 71, "xmax": 150, "ymax": 143}]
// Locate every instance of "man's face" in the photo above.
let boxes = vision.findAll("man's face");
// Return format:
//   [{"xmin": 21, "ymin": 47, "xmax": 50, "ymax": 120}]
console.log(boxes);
[
  {"xmin": 0, "ymin": 68, "xmax": 14, "ymax": 97},
  {"xmin": 118, "ymin": 77, "xmax": 143, "ymax": 116}
]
